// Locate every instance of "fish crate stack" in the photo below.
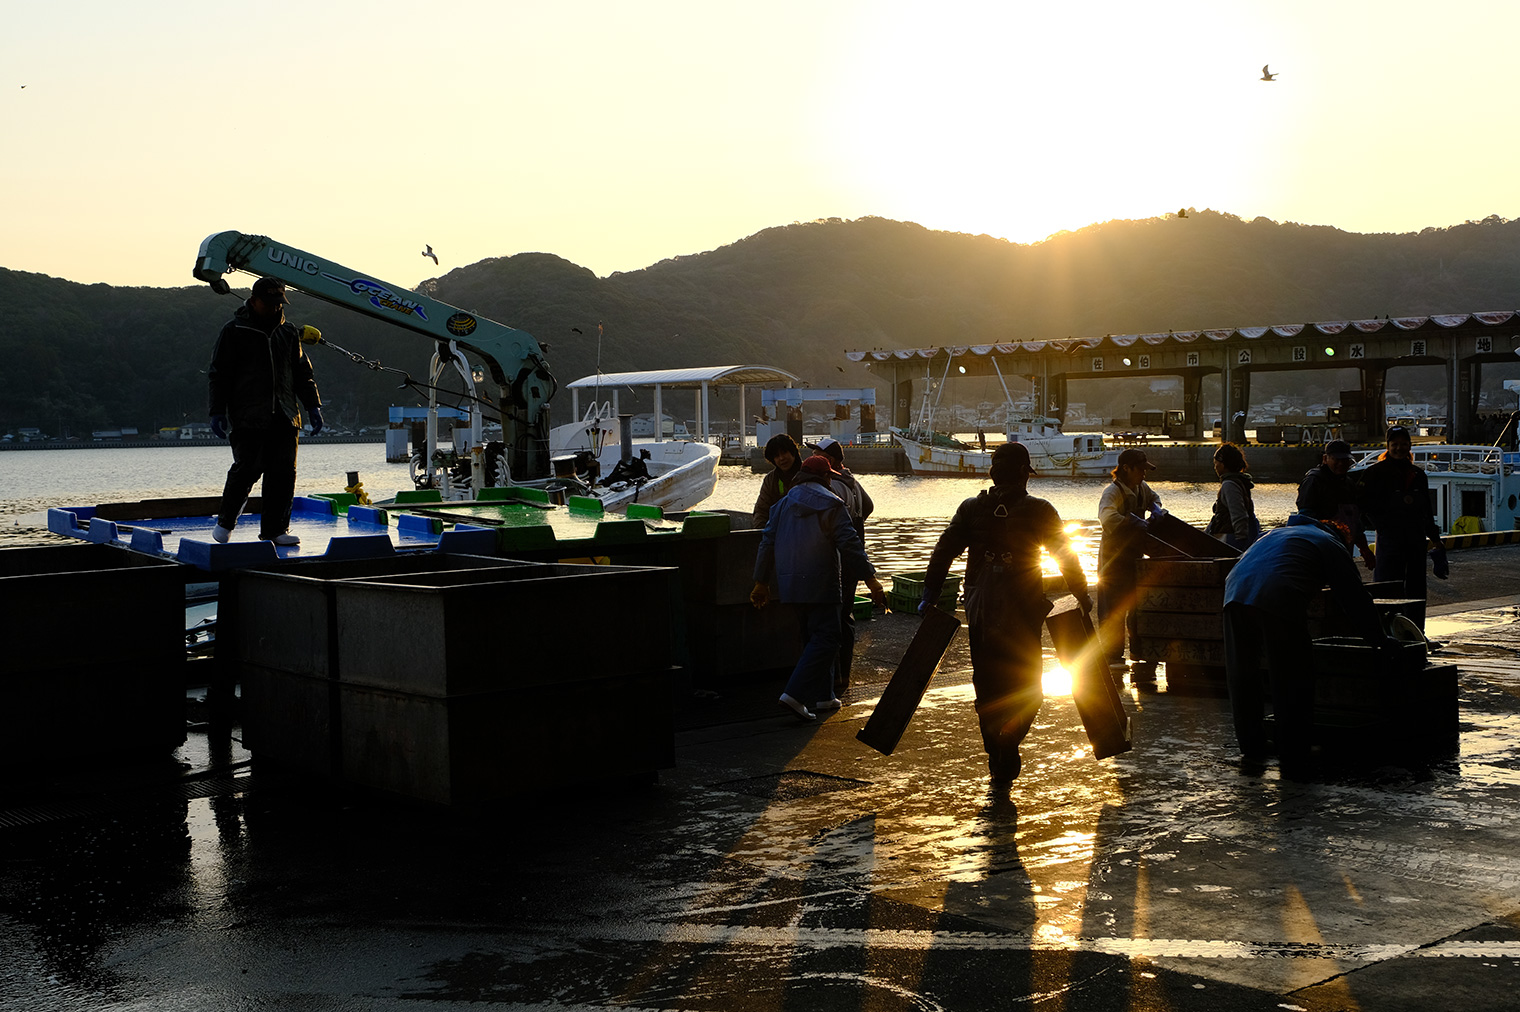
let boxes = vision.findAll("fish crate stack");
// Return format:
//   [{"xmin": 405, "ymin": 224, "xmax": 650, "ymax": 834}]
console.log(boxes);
[
  {"xmin": 888, "ymin": 571, "xmax": 961, "ymax": 615},
  {"xmin": 1132, "ymin": 557, "xmax": 1235, "ymax": 691},
  {"xmin": 1308, "ymin": 637, "xmax": 1458, "ymax": 758}
]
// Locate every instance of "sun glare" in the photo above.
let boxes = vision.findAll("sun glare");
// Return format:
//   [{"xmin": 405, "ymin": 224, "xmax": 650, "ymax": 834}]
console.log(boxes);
[{"xmin": 1043, "ymin": 664, "xmax": 1074, "ymax": 698}]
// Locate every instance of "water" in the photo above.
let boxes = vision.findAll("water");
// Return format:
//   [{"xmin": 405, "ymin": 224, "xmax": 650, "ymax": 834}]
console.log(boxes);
[{"xmin": 0, "ymin": 444, "xmax": 1303, "ymax": 579}]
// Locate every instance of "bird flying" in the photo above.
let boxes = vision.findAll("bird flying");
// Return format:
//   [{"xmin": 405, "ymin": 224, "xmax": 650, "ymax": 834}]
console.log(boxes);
[
  {"xmin": 1261, "ymin": 65, "xmax": 1277, "ymax": 81},
  {"xmin": 421, "ymin": 245, "xmax": 438, "ymax": 265}
]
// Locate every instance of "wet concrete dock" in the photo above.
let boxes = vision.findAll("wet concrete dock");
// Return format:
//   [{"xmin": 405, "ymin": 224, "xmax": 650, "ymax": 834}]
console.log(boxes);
[{"xmin": 4, "ymin": 551, "xmax": 1520, "ymax": 1010}]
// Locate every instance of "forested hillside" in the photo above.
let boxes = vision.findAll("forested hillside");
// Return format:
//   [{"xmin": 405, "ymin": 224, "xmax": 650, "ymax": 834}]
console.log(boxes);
[{"xmin": 3, "ymin": 210, "xmax": 1518, "ymax": 437}]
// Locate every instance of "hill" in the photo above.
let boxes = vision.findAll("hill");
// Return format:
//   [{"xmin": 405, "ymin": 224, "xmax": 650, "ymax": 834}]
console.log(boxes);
[{"xmin": 3, "ymin": 210, "xmax": 1519, "ymax": 438}]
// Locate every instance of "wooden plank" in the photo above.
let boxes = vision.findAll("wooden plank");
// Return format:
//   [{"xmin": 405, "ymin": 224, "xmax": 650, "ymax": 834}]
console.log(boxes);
[
  {"xmin": 1146, "ymin": 511, "xmax": 1240, "ymax": 559},
  {"xmin": 1136, "ymin": 585, "xmax": 1224, "ymax": 613},
  {"xmin": 1136, "ymin": 557, "xmax": 1235, "ymax": 587},
  {"xmin": 856, "ymin": 607, "xmax": 962, "ymax": 756},
  {"xmin": 1135, "ymin": 611, "xmax": 1223, "ymax": 639},
  {"xmin": 1045, "ymin": 602, "xmax": 1132, "ymax": 759},
  {"xmin": 1134, "ymin": 636, "xmax": 1226, "ymax": 666}
]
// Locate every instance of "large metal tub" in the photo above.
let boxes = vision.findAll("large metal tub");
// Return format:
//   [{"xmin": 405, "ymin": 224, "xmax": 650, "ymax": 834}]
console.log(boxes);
[
  {"xmin": 333, "ymin": 562, "xmax": 675, "ymax": 803},
  {"xmin": 232, "ymin": 553, "xmax": 523, "ymax": 777},
  {"xmin": 0, "ymin": 543, "xmax": 187, "ymax": 773}
]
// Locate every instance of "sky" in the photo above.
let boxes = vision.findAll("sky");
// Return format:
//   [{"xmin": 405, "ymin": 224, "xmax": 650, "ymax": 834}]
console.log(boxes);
[{"xmin": 4, "ymin": 0, "xmax": 1520, "ymax": 290}]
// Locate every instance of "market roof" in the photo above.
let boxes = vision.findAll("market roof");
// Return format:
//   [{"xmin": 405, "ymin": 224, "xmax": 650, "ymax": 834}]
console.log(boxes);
[
  {"xmin": 564, "ymin": 365, "xmax": 801, "ymax": 389},
  {"xmin": 844, "ymin": 310, "xmax": 1520, "ymax": 362}
]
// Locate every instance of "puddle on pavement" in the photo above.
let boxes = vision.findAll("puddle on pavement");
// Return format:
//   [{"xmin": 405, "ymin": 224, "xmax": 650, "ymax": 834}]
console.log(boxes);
[{"xmin": 1427, "ymin": 607, "xmax": 1520, "ymax": 640}]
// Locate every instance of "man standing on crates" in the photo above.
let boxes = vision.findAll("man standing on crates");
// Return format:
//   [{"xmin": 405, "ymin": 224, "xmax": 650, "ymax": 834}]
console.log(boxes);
[{"xmin": 918, "ymin": 442, "xmax": 1092, "ymax": 788}]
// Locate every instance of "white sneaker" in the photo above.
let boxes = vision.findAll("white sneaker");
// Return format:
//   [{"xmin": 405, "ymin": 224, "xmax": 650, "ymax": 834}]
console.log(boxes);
[
  {"xmin": 813, "ymin": 697, "xmax": 842, "ymax": 712},
  {"xmin": 211, "ymin": 524, "xmax": 232, "ymax": 543},
  {"xmin": 778, "ymin": 693, "xmax": 816, "ymax": 721},
  {"xmin": 269, "ymin": 532, "xmax": 300, "ymax": 546}
]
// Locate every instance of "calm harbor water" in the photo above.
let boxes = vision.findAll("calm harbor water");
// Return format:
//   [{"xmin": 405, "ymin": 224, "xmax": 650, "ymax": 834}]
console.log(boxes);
[{"xmin": 0, "ymin": 443, "xmax": 1303, "ymax": 580}]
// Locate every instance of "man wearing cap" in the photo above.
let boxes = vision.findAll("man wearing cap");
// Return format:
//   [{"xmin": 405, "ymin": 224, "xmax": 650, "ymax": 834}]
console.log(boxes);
[
  {"xmin": 207, "ymin": 278, "xmax": 323, "ymax": 546},
  {"xmin": 810, "ymin": 436, "xmax": 875, "ymax": 695},
  {"xmin": 751, "ymin": 454, "xmax": 887, "ymax": 721},
  {"xmin": 1296, "ymin": 439, "xmax": 1374, "ymax": 569},
  {"xmin": 1097, "ymin": 448, "xmax": 1164, "ymax": 670},
  {"xmin": 1353, "ymin": 425, "xmax": 1446, "ymax": 627},
  {"xmin": 919, "ymin": 442, "xmax": 1092, "ymax": 787}
]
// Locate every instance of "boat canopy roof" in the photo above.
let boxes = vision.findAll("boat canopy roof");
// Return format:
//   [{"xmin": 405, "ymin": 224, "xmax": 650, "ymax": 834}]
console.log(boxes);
[
  {"xmin": 565, "ymin": 365, "xmax": 800, "ymax": 390},
  {"xmin": 844, "ymin": 310, "xmax": 1520, "ymax": 363}
]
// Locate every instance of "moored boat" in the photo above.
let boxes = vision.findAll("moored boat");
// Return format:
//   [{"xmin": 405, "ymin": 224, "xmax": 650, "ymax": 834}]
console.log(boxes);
[
  {"xmin": 892, "ymin": 415, "xmax": 1118, "ymax": 477},
  {"xmin": 1350, "ymin": 443, "xmax": 1520, "ymax": 537}
]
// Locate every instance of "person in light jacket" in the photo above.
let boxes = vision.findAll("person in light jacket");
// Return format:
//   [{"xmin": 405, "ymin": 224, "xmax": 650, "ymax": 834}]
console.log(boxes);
[{"xmin": 1096, "ymin": 448, "xmax": 1163, "ymax": 668}]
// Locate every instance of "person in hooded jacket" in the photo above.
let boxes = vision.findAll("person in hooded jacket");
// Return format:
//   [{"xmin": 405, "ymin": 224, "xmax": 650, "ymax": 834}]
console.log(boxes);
[
  {"xmin": 811, "ymin": 436, "xmax": 875, "ymax": 695},
  {"xmin": 1223, "ymin": 514, "xmax": 1391, "ymax": 778},
  {"xmin": 207, "ymin": 277, "xmax": 323, "ymax": 545},
  {"xmin": 1206, "ymin": 442, "xmax": 1261, "ymax": 550},
  {"xmin": 751, "ymin": 433, "xmax": 802, "ymax": 529},
  {"xmin": 751, "ymin": 454, "xmax": 886, "ymax": 721},
  {"xmin": 918, "ymin": 442, "xmax": 1092, "ymax": 787}
]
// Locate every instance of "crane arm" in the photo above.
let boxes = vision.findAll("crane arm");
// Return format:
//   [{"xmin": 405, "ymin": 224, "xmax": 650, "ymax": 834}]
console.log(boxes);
[{"xmin": 193, "ymin": 230, "xmax": 554, "ymax": 478}]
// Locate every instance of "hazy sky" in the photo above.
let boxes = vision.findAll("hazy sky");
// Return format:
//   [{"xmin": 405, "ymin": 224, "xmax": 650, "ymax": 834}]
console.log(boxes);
[{"xmin": 4, "ymin": 1, "xmax": 1518, "ymax": 290}]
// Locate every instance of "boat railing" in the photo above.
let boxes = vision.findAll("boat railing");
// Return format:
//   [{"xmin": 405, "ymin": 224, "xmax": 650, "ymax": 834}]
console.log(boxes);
[{"xmin": 1354, "ymin": 444, "xmax": 1512, "ymax": 474}]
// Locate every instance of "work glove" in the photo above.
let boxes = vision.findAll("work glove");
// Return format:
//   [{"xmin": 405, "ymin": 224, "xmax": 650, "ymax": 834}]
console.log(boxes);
[
  {"xmin": 1431, "ymin": 546, "xmax": 1449, "ymax": 580},
  {"xmin": 209, "ymin": 414, "xmax": 228, "ymax": 439},
  {"xmin": 918, "ymin": 598, "xmax": 930, "ymax": 616},
  {"xmin": 308, "ymin": 407, "xmax": 323, "ymax": 435}
]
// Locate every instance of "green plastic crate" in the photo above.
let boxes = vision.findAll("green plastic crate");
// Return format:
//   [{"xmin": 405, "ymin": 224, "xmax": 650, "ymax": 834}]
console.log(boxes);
[
  {"xmin": 852, "ymin": 595, "xmax": 874, "ymax": 621},
  {"xmin": 889, "ymin": 571, "xmax": 960, "ymax": 612}
]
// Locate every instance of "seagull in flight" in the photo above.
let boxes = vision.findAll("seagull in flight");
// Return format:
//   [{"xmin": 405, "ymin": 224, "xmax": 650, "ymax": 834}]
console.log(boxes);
[
  {"xmin": 421, "ymin": 244, "xmax": 439, "ymax": 265},
  {"xmin": 1261, "ymin": 65, "xmax": 1277, "ymax": 81}
]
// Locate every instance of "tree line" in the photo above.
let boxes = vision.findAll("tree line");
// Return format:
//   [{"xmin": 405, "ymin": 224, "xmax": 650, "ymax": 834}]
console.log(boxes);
[{"xmin": 3, "ymin": 210, "xmax": 1519, "ymax": 438}]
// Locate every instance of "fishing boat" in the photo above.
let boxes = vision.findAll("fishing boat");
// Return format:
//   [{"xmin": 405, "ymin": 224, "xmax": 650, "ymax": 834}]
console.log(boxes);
[
  {"xmin": 1350, "ymin": 443, "xmax": 1520, "ymax": 536},
  {"xmin": 893, "ymin": 415, "xmax": 1118, "ymax": 477},
  {"xmin": 545, "ymin": 402, "xmax": 720, "ymax": 512}
]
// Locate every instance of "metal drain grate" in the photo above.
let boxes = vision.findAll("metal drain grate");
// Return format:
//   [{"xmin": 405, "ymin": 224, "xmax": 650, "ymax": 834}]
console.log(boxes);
[
  {"xmin": 0, "ymin": 773, "xmax": 255, "ymax": 831},
  {"xmin": 712, "ymin": 770, "xmax": 869, "ymax": 800}
]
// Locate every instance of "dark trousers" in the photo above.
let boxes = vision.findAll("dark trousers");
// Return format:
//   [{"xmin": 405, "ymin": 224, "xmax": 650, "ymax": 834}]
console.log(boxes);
[
  {"xmin": 783, "ymin": 602, "xmax": 842, "ymax": 706},
  {"xmin": 1374, "ymin": 532, "xmax": 1429, "ymax": 627},
  {"xmin": 836, "ymin": 579, "xmax": 859, "ymax": 693},
  {"xmin": 967, "ymin": 605, "xmax": 1045, "ymax": 775},
  {"xmin": 1222, "ymin": 602, "xmax": 1314, "ymax": 763},
  {"xmin": 218, "ymin": 421, "xmax": 299, "ymax": 538},
  {"xmin": 1096, "ymin": 553, "xmax": 1138, "ymax": 664}
]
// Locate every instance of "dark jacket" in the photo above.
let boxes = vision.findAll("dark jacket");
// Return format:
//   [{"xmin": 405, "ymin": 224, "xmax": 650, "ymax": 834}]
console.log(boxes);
[
  {"xmin": 751, "ymin": 461, "xmax": 801, "ymax": 529},
  {"xmin": 208, "ymin": 304, "xmax": 321, "ymax": 430},
  {"xmin": 1354, "ymin": 457, "xmax": 1439, "ymax": 544},
  {"xmin": 753, "ymin": 479, "xmax": 874, "ymax": 604},
  {"xmin": 922, "ymin": 485, "xmax": 1088, "ymax": 625},
  {"xmin": 1296, "ymin": 464, "xmax": 1371, "ymax": 553},
  {"xmin": 1224, "ymin": 515, "xmax": 1384, "ymax": 644}
]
